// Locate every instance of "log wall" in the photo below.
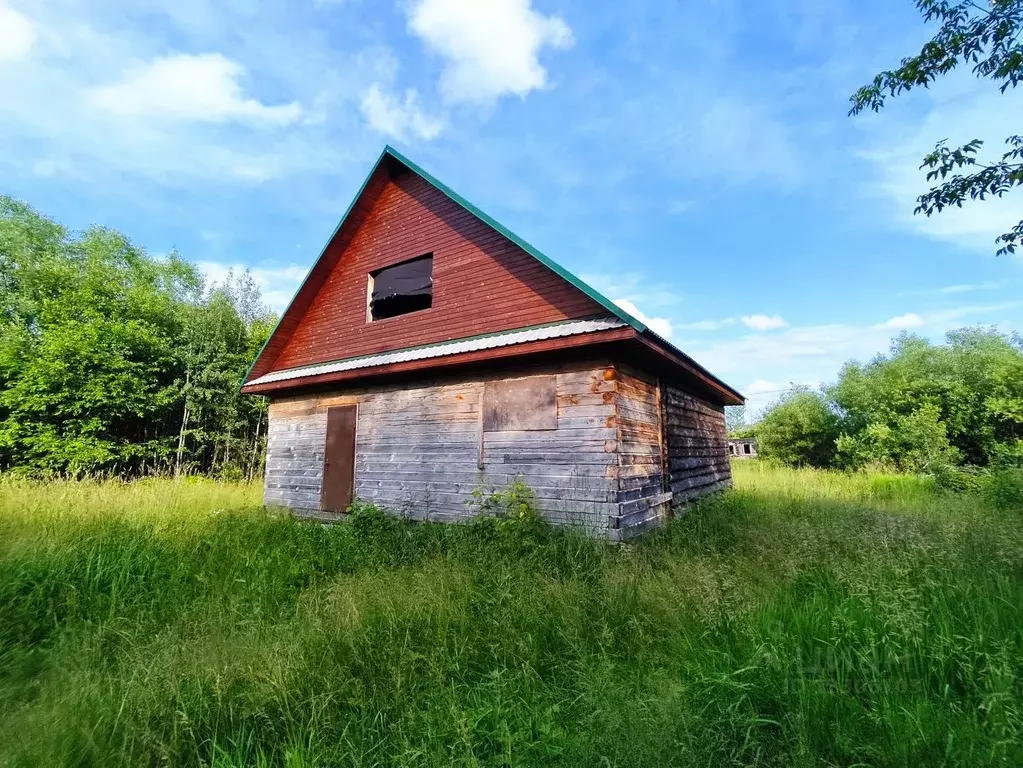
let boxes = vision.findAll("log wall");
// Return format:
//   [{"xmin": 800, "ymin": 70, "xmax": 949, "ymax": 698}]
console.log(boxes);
[
  {"xmin": 264, "ymin": 362, "xmax": 733, "ymax": 538},
  {"xmin": 265, "ymin": 362, "xmax": 619, "ymax": 536},
  {"xmin": 661, "ymin": 383, "xmax": 732, "ymax": 506},
  {"xmin": 611, "ymin": 369, "xmax": 671, "ymax": 540}
]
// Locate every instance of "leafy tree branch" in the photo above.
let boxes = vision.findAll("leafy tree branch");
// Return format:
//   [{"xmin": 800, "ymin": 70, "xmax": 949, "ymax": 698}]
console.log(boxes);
[{"xmin": 850, "ymin": 0, "xmax": 1023, "ymax": 254}]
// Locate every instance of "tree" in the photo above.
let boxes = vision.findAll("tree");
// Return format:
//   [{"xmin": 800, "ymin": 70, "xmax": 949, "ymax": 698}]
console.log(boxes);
[
  {"xmin": 850, "ymin": 0, "xmax": 1023, "ymax": 255},
  {"xmin": 725, "ymin": 405, "xmax": 748, "ymax": 435},
  {"xmin": 835, "ymin": 403, "xmax": 962, "ymax": 472},
  {"xmin": 176, "ymin": 271, "xmax": 275, "ymax": 479},
  {"xmin": 755, "ymin": 389, "xmax": 841, "ymax": 468},
  {"xmin": 0, "ymin": 212, "xmax": 198, "ymax": 474},
  {"xmin": 0, "ymin": 195, "xmax": 277, "ymax": 478},
  {"xmin": 830, "ymin": 329, "xmax": 1023, "ymax": 468}
]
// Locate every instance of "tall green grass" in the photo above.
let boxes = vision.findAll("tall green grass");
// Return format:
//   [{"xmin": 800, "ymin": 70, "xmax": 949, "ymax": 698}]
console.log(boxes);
[{"xmin": 1, "ymin": 466, "xmax": 1020, "ymax": 766}]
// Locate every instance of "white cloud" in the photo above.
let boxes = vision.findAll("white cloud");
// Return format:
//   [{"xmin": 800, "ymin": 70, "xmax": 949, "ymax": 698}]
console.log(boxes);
[
  {"xmin": 694, "ymin": 96, "xmax": 805, "ymax": 186},
  {"xmin": 694, "ymin": 323, "xmax": 897, "ymax": 383},
  {"xmin": 684, "ymin": 303, "xmax": 1021, "ymax": 415},
  {"xmin": 744, "ymin": 379, "xmax": 786, "ymax": 397},
  {"xmin": 0, "ymin": 2, "xmax": 383, "ymax": 187},
  {"xmin": 677, "ymin": 318, "xmax": 736, "ymax": 331},
  {"xmin": 406, "ymin": 0, "xmax": 572, "ymax": 104},
  {"xmin": 924, "ymin": 301, "xmax": 1021, "ymax": 324},
  {"xmin": 740, "ymin": 377, "xmax": 823, "ymax": 416},
  {"xmin": 742, "ymin": 378, "xmax": 792, "ymax": 415},
  {"xmin": 0, "ymin": 2, "xmax": 35, "ymax": 62},
  {"xmin": 198, "ymin": 261, "xmax": 307, "ymax": 313},
  {"xmin": 874, "ymin": 312, "xmax": 924, "ymax": 330},
  {"xmin": 613, "ymin": 298, "xmax": 673, "ymax": 339},
  {"xmin": 667, "ymin": 199, "xmax": 698, "ymax": 214},
  {"xmin": 88, "ymin": 53, "xmax": 302, "ymax": 125},
  {"xmin": 580, "ymin": 272, "xmax": 677, "ymax": 308},
  {"xmin": 741, "ymin": 314, "xmax": 788, "ymax": 331},
  {"xmin": 870, "ymin": 304, "xmax": 1020, "ymax": 334},
  {"xmin": 360, "ymin": 84, "xmax": 444, "ymax": 141}
]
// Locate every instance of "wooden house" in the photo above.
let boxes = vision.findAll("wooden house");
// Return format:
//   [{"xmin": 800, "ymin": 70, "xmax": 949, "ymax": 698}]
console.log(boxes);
[
  {"xmin": 728, "ymin": 438, "xmax": 758, "ymax": 459},
  {"xmin": 241, "ymin": 147, "xmax": 744, "ymax": 540}
]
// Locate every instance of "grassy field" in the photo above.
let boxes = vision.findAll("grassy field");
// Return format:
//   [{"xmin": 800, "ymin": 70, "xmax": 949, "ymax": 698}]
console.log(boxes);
[{"xmin": 1, "ymin": 465, "xmax": 1021, "ymax": 767}]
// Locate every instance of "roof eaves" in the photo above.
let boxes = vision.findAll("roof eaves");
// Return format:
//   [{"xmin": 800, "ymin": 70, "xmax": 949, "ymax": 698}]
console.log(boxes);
[
  {"xmin": 638, "ymin": 326, "xmax": 745, "ymax": 404},
  {"xmin": 245, "ymin": 317, "xmax": 627, "ymax": 387}
]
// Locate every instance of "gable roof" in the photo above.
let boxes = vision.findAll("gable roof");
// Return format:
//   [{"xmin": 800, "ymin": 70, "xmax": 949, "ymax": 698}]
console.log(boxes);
[{"xmin": 243, "ymin": 145, "xmax": 743, "ymax": 404}]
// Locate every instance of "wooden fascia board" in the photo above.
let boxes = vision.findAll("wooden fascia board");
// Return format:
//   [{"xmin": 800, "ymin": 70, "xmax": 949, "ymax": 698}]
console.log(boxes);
[{"xmin": 634, "ymin": 333, "xmax": 745, "ymax": 406}]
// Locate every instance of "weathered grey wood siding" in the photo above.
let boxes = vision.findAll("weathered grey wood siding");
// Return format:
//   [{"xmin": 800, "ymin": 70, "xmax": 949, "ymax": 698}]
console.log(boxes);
[
  {"xmin": 264, "ymin": 362, "xmax": 734, "ymax": 538},
  {"xmin": 354, "ymin": 380, "xmax": 481, "ymax": 521},
  {"xmin": 661, "ymin": 384, "xmax": 731, "ymax": 506},
  {"xmin": 611, "ymin": 369, "xmax": 672, "ymax": 541},
  {"xmin": 265, "ymin": 410, "xmax": 328, "ymax": 509},
  {"xmin": 478, "ymin": 368, "xmax": 619, "ymax": 535},
  {"xmin": 264, "ymin": 363, "xmax": 619, "ymax": 536}
]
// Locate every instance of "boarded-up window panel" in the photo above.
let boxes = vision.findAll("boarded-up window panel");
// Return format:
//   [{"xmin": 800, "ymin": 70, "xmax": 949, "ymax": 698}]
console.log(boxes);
[{"xmin": 483, "ymin": 376, "xmax": 557, "ymax": 432}]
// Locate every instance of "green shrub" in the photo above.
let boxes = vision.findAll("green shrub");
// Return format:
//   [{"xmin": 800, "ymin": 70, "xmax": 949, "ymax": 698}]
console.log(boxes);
[
  {"xmin": 836, "ymin": 403, "xmax": 961, "ymax": 473},
  {"xmin": 749, "ymin": 330, "xmax": 1023, "ymax": 474},
  {"xmin": 987, "ymin": 468, "xmax": 1023, "ymax": 510},
  {"xmin": 467, "ymin": 476, "xmax": 554, "ymax": 557},
  {"xmin": 478, "ymin": 475, "xmax": 541, "ymax": 521},
  {"xmin": 756, "ymin": 389, "xmax": 840, "ymax": 467},
  {"xmin": 933, "ymin": 465, "xmax": 991, "ymax": 495}
]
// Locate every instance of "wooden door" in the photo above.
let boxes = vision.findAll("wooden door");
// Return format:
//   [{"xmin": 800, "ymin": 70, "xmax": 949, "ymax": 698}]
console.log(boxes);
[{"xmin": 321, "ymin": 406, "xmax": 357, "ymax": 513}]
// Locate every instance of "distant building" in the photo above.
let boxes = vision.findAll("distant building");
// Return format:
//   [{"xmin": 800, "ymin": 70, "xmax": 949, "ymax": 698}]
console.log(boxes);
[
  {"xmin": 728, "ymin": 438, "xmax": 758, "ymax": 459},
  {"xmin": 242, "ymin": 146, "xmax": 745, "ymax": 540}
]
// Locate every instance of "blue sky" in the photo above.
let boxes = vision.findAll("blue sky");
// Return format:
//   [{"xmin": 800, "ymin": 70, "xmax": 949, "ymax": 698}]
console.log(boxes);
[{"xmin": 1, "ymin": 0, "xmax": 1020, "ymax": 414}]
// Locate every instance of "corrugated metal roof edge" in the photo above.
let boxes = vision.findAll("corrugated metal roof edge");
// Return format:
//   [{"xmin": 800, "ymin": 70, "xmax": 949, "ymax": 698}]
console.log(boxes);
[{"xmin": 244, "ymin": 317, "xmax": 626, "ymax": 387}]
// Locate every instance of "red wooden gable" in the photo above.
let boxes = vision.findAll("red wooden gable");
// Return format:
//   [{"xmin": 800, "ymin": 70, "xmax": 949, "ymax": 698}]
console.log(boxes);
[
  {"xmin": 245, "ymin": 154, "xmax": 606, "ymax": 383},
  {"xmin": 242, "ymin": 148, "xmax": 745, "ymax": 406}
]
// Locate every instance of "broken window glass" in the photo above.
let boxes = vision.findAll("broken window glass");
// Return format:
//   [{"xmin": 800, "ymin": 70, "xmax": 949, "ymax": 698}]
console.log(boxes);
[{"xmin": 370, "ymin": 255, "xmax": 433, "ymax": 320}]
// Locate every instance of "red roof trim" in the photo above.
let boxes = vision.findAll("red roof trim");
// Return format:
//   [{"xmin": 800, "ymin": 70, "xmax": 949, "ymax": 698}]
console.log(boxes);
[{"xmin": 242, "ymin": 327, "xmax": 636, "ymax": 395}]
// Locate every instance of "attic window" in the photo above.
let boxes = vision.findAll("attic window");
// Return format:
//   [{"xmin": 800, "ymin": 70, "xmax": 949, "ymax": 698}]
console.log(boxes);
[{"xmin": 369, "ymin": 255, "xmax": 433, "ymax": 320}]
